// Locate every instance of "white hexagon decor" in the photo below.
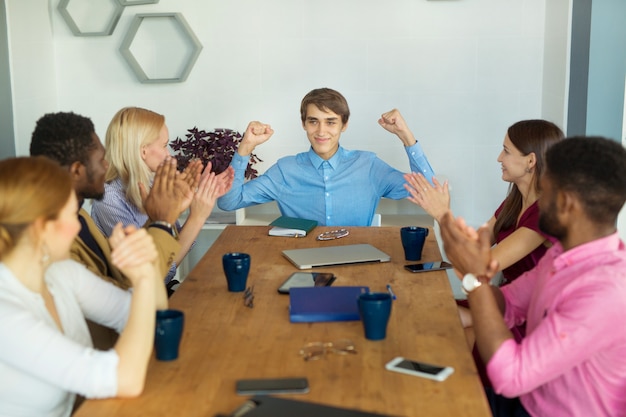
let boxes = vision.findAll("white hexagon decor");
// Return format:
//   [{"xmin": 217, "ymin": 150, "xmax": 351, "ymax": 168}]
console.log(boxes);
[
  {"xmin": 120, "ymin": 13, "xmax": 203, "ymax": 84},
  {"xmin": 58, "ymin": 0, "xmax": 124, "ymax": 37}
]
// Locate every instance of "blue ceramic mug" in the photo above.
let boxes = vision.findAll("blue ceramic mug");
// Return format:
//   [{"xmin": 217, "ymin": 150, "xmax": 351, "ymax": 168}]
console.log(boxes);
[
  {"xmin": 400, "ymin": 226, "xmax": 429, "ymax": 261},
  {"xmin": 222, "ymin": 252, "xmax": 251, "ymax": 292},
  {"xmin": 358, "ymin": 292, "xmax": 392, "ymax": 341},
  {"xmin": 155, "ymin": 309, "xmax": 184, "ymax": 361}
]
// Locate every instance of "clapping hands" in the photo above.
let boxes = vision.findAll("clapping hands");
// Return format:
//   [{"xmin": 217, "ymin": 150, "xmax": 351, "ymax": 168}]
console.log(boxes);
[
  {"xmin": 189, "ymin": 162, "xmax": 234, "ymax": 221},
  {"xmin": 109, "ymin": 223, "xmax": 159, "ymax": 284},
  {"xmin": 404, "ymin": 172, "xmax": 450, "ymax": 222}
]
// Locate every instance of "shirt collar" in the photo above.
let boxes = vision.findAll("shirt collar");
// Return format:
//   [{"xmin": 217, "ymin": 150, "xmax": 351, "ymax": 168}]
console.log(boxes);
[
  {"xmin": 552, "ymin": 232, "xmax": 623, "ymax": 270},
  {"xmin": 308, "ymin": 146, "xmax": 344, "ymax": 170}
]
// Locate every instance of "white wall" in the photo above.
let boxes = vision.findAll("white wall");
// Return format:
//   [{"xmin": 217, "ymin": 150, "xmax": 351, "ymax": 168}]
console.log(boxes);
[
  {"xmin": 8, "ymin": 0, "xmax": 554, "ymax": 226},
  {"xmin": 541, "ymin": 0, "xmax": 571, "ymax": 130}
]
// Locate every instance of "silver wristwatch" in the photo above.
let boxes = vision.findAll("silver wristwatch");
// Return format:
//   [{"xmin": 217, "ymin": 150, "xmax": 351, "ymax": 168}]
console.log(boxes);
[
  {"xmin": 461, "ymin": 273, "xmax": 483, "ymax": 295},
  {"xmin": 149, "ymin": 220, "xmax": 179, "ymax": 239}
]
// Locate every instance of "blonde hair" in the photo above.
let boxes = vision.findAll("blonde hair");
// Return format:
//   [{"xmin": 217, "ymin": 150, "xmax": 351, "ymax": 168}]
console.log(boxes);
[
  {"xmin": 104, "ymin": 107, "xmax": 166, "ymax": 211},
  {"xmin": 0, "ymin": 157, "xmax": 72, "ymax": 260}
]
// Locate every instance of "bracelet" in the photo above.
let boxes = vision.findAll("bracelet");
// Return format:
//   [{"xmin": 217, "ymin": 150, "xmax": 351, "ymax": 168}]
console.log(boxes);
[{"xmin": 149, "ymin": 220, "xmax": 179, "ymax": 239}]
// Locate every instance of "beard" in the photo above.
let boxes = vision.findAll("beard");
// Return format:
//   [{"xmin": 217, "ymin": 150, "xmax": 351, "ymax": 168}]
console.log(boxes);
[
  {"xmin": 81, "ymin": 165, "xmax": 105, "ymax": 201},
  {"xmin": 538, "ymin": 198, "xmax": 566, "ymax": 240}
]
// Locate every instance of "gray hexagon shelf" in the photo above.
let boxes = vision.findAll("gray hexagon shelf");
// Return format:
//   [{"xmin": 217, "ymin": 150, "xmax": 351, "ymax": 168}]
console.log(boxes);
[
  {"xmin": 120, "ymin": 13, "xmax": 203, "ymax": 84},
  {"xmin": 119, "ymin": 0, "xmax": 159, "ymax": 4},
  {"xmin": 58, "ymin": 0, "xmax": 124, "ymax": 37}
]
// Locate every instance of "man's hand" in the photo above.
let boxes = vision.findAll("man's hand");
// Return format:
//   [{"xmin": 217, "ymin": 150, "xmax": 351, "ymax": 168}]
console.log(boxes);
[
  {"xmin": 378, "ymin": 109, "xmax": 417, "ymax": 147},
  {"xmin": 141, "ymin": 157, "xmax": 185, "ymax": 225},
  {"xmin": 237, "ymin": 121, "xmax": 274, "ymax": 156},
  {"xmin": 439, "ymin": 212, "xmax": 499, "ymax": 279}
]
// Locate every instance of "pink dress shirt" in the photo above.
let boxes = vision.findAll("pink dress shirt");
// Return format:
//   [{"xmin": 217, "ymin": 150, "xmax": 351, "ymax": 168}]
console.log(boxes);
[{"xmin": 488, "ymin": 233, "xmax": 626, "ymax": 417}]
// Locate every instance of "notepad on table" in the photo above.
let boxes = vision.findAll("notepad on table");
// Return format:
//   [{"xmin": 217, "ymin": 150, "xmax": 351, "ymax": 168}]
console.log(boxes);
[
  {"xmin": 268, "ymin": 216, "xmax": 318, "ymax": 237},
  {"xmin": 289, "ymin": 286, "xmax": 369, "ymax": 323}
]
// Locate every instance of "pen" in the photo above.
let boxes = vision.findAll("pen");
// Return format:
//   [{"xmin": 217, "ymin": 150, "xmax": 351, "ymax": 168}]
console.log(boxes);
[{"xmin": 387, "ymin": 284, "xmax": 397, "ymax": 300}]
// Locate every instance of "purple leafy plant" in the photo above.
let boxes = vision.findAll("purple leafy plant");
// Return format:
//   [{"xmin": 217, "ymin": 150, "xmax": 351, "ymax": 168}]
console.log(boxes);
[{"xmin": 169, "ymin": 127, "xmax": 262, "ymax": 179}]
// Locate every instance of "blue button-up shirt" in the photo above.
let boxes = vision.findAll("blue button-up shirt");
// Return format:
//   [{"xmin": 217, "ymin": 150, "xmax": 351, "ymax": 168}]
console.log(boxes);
[{"xmin": 218, "ymin": 143, "xmax": 435, "ymax": 226}]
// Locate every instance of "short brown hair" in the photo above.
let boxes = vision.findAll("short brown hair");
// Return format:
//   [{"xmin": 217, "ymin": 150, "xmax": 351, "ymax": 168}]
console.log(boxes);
[{"xmin": 300, "ymin": 88, "xmax": 350, "ymax": 124}]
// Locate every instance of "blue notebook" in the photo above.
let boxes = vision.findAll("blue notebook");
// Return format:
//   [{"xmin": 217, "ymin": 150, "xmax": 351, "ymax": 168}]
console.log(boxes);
[{"xmin": 289, "ymin": 286, "xmax": 369, "ymax": 323}]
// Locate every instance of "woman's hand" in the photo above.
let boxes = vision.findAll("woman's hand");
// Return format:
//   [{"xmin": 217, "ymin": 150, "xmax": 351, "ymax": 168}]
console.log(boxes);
[
  {"xmin": 109, "ymin": 223, "xmax": 159, "ymax": 285},
  {"xmin": 404, "ymin": 172, "xmax": 450, "ymax": 222},
  {"xmin": 188, "ymin": 162, "xmax": 220, "ymax": 221}
]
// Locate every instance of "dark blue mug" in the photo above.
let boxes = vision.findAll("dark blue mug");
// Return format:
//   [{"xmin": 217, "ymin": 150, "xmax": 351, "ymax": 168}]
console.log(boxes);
[
  {"xmin": 400, "ymin": 226, "xmax": 429, "ymax": 261},
  {"xmin": 358, "ymin": 292, "xmax": 392, "ymax": 341},
  {"xmin": 222, "ymin": 252, "xmax": 251, "ymax": 292},
  {"xmin": 155, "ymin": 309, "xmax": 184, "ymax": 361}
]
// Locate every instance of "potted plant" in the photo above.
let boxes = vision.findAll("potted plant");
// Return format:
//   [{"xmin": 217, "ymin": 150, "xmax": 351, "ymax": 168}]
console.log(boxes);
[{"xmin": 169, "ymin": 127, "xmax": 262, "ymax": 179}]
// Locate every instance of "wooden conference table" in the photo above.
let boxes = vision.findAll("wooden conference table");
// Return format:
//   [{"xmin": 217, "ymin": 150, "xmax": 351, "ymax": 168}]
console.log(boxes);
[{"xmin": 75, "ymin": 226, "xmax": 491, "ymax": 417}]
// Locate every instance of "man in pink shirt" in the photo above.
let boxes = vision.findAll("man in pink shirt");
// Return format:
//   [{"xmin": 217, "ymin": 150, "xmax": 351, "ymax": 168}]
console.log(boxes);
[{"xmin": 439, "ymin": 136, "xmax": 626, "ymax": 417}]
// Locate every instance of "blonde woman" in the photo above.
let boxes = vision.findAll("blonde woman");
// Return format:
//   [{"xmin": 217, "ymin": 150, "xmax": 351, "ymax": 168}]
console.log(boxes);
[
  {"xmin": 91, "ymin": 107, "xmax": 233, "ymax": 283},
  {"xmin": 0, "ymin": 157, "xmax": 166, "ymax": 416}
]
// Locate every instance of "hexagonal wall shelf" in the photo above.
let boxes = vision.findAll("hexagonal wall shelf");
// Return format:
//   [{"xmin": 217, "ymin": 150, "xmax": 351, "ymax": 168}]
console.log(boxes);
[
  {"xmin": 119, "ymin": 0, "xmax": 159, "ymax": 5},
  {"xmin": 120, "ymin": 13, "xmax": 203, "ymax": 83},
  {"xmin": 58, "ymin": 0, "xmax": 124, "ymax": 37}
]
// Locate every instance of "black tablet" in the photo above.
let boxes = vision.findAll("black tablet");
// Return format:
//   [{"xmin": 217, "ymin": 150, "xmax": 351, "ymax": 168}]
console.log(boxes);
[{"xmin": 277, "ymin": 272, "xmax": 336, "ymax": 294}]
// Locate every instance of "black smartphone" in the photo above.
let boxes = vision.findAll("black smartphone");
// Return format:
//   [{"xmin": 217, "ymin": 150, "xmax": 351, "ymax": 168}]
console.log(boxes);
[
  {"xmin": 235, "ymin": 377, "xmax": 309, "ymax": 395},
  {"xmin": 404, "ymin": 261, "xmax": 453, "ymax": 273},
  {"xmin": 277, "ymin": 272, "xmax": 336, "ymax": 294}
]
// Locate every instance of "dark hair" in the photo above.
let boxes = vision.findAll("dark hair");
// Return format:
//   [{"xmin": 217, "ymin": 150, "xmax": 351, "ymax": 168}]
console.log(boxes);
[
  {"xmin": 493, "ymin": 119, "xmax": 565, "ymax": 236},
  {"xmin": 300, "ymin": 88, "xmax": 350, "ymax": 124},
  {"xmin": 30, "ymin": 112, "xmax": 97, "ymax": 167},
  {"xmin": 545, "ymin": 136, "xmax": 626, "ymax": 224}
]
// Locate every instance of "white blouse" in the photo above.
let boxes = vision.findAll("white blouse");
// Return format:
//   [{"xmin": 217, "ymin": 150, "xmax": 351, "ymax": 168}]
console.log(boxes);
[{"xmin": 0, "ymin": 260, "xmax": 132, "ymax": 417}]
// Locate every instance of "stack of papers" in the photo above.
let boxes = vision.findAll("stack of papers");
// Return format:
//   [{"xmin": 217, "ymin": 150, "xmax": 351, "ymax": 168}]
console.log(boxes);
[{"xmin": 268, "ymin": 216, "xmax": 318, "ymax": 237}]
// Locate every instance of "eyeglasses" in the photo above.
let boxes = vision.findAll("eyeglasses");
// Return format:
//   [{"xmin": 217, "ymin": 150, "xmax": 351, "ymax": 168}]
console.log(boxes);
[
  {"xmin": 317, "ymin": 228, "xmax": 349, "ymax": 241},
  {"xmin": 299, "ymin": 339, "xmax": 357, "ymax": 361},
  {"xmin": 243, "ymin": 286, "xmax": 254, "ymax": 308}
]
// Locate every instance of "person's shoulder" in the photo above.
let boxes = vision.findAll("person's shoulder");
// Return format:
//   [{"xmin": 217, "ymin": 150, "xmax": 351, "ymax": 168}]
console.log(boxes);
[
  {"xmin": 277, "ymin": 152, "xmax": 307, "ymax": 167},
  {"xmin": 46, "ymin": 259, "xmax": 97, "ymax": 287},
  {"xmin": 341, "ymin": 147, "xmax": 376, "ymax": 161},
  {"xmin": 47, "ymin": 259, "xmax": 90, "ymax": 276}
]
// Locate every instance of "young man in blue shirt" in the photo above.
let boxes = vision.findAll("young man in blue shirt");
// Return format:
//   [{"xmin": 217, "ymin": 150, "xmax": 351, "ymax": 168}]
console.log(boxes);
[{"xmin": 218, "ymin": 88, "xmax": 436, "ymax": 226}]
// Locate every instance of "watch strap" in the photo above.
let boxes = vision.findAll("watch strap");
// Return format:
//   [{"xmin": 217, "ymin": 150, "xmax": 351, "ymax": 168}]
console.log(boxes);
[{"xmin": 149, "ymin": 220, "xmax": 179, "ymax": 239}]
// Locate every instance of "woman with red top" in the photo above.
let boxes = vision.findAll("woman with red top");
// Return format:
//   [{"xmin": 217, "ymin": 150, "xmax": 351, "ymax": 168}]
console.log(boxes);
[{"xmin": 404, "ymin": 119, "xmax": 564, "ymax": 384}]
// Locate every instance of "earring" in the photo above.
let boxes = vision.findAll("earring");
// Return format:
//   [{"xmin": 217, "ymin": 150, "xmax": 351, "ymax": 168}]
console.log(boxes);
[
  {"xmin": 525, "ymin": 167, "xmax": 532, "ymax": 173},
  {"xmin": 40, "ymin": 243, "xmax": 50, "ymax": 267}
]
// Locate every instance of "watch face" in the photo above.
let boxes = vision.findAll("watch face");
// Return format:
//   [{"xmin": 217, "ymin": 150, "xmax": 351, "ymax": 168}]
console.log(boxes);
[{"xmin": 462, "ymin": 274, "xmax": 480, "ymax": 292}]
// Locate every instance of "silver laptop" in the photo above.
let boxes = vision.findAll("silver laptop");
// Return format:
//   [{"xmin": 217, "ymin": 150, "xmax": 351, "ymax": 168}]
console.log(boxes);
[{"xmin": 282, "ymin": 244, "xmax": 391, "ymax": 269}]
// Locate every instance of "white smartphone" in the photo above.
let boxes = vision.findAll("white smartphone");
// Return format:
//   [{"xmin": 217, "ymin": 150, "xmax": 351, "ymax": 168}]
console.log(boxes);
[{"xmin": 385, "ymin": 357, "xmax": 454, "ymax": 382}]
